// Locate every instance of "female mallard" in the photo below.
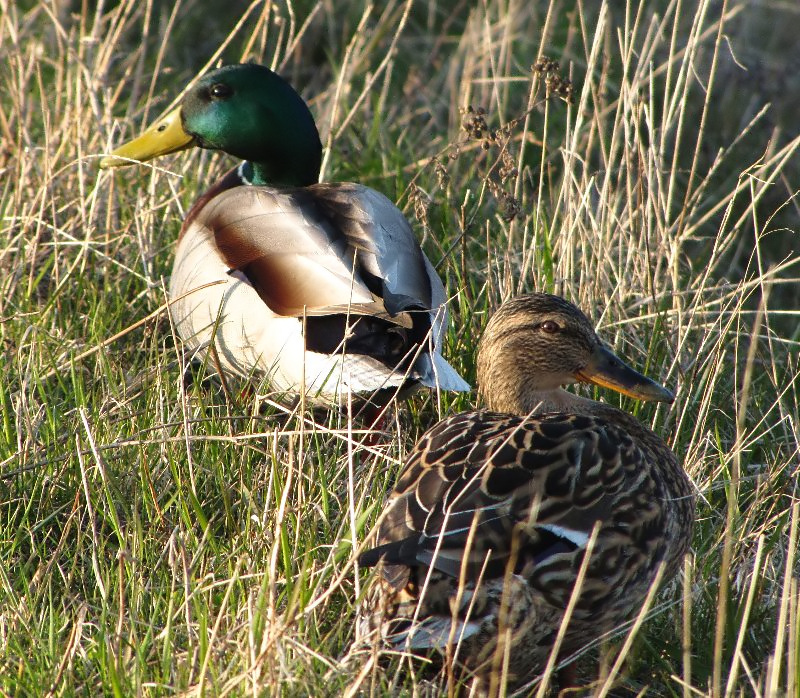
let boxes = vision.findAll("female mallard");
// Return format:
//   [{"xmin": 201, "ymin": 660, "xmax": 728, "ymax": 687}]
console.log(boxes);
[
  {"xmin": 359, "ymin": 293, "xmax": 694, "ymax": 688},
  {"xmin": 101, "ymin": 64, "xmax": 468, "ymax": 405}
]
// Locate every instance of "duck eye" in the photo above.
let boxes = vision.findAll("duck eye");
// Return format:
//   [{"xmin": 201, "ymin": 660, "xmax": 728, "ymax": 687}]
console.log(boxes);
[
  {"xmin": 209, "ymin": 83, "xmax": 233, "ymax": 100},
  {"xmin": 539, "ymin": 320, "xmax": 560, "ymax": 333}
]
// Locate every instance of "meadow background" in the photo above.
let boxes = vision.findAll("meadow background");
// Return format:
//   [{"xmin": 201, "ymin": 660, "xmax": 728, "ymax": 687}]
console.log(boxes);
[{"xmin": 2, "ymin": 0, "xmax": 799, "ymax": 695}]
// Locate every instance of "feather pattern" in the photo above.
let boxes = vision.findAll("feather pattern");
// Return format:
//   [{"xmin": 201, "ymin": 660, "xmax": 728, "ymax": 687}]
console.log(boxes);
[
  {"xmin": 359, "ymin": 293, "xmax": 695, "ymax": 687},
  {"xmin": 169, "ymin": 178, "xmax": 469, "ymax": 401}
]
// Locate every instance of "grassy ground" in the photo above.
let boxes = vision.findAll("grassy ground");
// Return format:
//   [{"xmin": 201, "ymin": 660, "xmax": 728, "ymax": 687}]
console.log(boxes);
[{"xmin": 2, "ymin": 0, "xmax": 799, "ymax": 695}]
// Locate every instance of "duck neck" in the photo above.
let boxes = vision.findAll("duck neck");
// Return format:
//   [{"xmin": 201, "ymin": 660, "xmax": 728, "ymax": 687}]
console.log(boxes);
[
  {"xmin": 241, "ymin": 155, "xmax": 319, "ymax": 188},
  {"xmin": 483, "ymin": 386, "xmax": 597, "ymax": 416}
]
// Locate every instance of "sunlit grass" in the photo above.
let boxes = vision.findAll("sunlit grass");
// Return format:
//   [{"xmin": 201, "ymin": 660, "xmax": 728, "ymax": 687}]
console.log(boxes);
[{"xmin": 1, "ymin": 0, "xmax": 799, "ymax": 695}]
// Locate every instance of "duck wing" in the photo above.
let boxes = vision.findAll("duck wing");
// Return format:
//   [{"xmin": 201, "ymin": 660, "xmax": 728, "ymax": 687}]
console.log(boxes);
[
  {"xmin": 308, "ymin": 183, "xmax": 440, "ymax": 317},
  {"xmin": 180, "ymin": 181, "xmax": 467, "ymax": 388},
  {"xmin": 307, "ymin": 184, "xmax": 465, "ymax": 388},
  {"xmin": 185, "ymin": 182, "xmax": 438, "ymax": 320},
  {"xmin": 361, "ymin": 410, "xmax": 666, "ymax": 602}
]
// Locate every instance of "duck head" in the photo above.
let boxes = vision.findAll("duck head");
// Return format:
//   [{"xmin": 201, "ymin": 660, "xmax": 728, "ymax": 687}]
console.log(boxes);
[
  {"xmin": 101, "ymin": 63, "xmax": 322, "ymax": 187},
  {"xmin": 476, "ymin": 293, "xmax": 674, "ymax": 414}
]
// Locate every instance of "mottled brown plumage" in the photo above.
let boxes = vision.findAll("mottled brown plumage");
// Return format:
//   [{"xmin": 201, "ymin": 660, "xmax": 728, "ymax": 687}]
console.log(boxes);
[{"xmin": 359, "ymin": 293, "xmax": 694, "ymax": 689}]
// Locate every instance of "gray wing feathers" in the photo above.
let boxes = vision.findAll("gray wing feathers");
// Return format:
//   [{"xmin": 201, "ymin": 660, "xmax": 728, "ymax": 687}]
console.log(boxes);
[
  {"xmin": 190, "ymin": 182, "xmax": 468, "ymax": 391},
  {"xmin": 317, "ymin": 185, "xmax": 468, "ymax": 389},
  {"xmin": 198, "ymin": 184, "xmax": 447, "ymax": 320},
  {"xmin": 310, "ymin": 184, "xmax": 438, "ymax": 313}
]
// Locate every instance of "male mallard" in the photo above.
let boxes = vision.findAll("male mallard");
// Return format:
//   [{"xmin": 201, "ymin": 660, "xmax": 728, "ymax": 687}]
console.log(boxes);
[
  {"xmin": 359, "ymin": 293, "xmax": 694, "ymax": 688},
  {"xmin": 101, "ymin": 64, "xmax": 469, "ymax": 405}
]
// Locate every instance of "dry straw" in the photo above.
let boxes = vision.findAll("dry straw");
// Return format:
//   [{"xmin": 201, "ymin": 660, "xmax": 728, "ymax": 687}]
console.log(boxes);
[{"xmin": 1, "ymin": 0, "xmax": 798, "ymax": 695}]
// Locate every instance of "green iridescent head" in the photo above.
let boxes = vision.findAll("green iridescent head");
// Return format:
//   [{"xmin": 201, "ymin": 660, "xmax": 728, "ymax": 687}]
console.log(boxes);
[{"xmin": 102, "ymin": 63, "xmax": 322, "ymax": 187}]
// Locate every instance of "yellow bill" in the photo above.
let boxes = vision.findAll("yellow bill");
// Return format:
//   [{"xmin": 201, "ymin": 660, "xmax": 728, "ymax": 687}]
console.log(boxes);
[
  {"xmin": 575, "ymin": 344, "xmax": 674, "ymax": 403},
  {"xmin": 101, "ymin": 107, "xmax": 195, "ymax": 169}
]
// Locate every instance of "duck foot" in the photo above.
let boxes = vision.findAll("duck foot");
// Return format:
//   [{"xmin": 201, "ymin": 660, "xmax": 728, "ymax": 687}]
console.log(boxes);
[
  {"xmin": 357, "ymin": 404, "xmax": 389, "ymax": 449},
  {"xmin": 557, "ymin": 663, "xmax": 578, "ymax": 694}
]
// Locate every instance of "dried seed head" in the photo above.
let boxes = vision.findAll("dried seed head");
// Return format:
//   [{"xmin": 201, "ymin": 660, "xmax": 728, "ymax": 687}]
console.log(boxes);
[
  {"xmin": 462, "ymin": 105, "xmax": 490, "ymax": 140},
  {"xmin": 532, "ymin": 56, "xmax": 559, "ymax": 75},
  {"xmin": 409, "ymin": 183, "xmax": 432, "ymax": 232},
  {"xmin": 433, "ymin": 157, "xmax": 450, "ymax": 188},
  {"xmin": 534, "ymin": 56, "xmax": 574, "ymax": 104},
  {"xmin": 488, "ymin": 180, "xmax": 523, "ymax": 222}
]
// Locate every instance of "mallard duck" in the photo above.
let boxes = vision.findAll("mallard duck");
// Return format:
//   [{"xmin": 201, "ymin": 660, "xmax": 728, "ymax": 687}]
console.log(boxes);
[
  {"xmin": 359, "ymin": 293, "xmax": 694, "ymax": 689},
  {"xmin": 101, "ymin": 64, "xmax": 469, "ymax": 405}
]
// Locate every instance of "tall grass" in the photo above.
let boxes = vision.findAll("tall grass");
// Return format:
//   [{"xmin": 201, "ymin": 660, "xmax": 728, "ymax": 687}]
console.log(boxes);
[{"xmin": 1, "ymin": 0, "xmax": 798, "ymax": 695}]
